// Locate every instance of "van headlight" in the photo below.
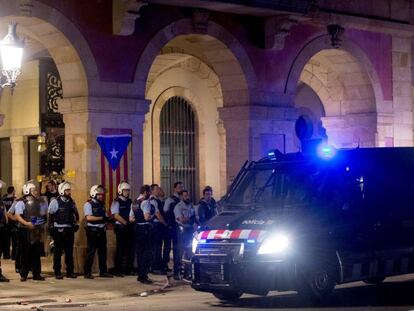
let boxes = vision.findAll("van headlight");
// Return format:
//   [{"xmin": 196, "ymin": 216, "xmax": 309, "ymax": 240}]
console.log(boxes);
[
  {"xmin": 257, "ymin": 233, "xmax": 290, "ymax": 255},
  {"xmin": 192, "ymin": 236, "xmax": 206, "ymax": 253}
]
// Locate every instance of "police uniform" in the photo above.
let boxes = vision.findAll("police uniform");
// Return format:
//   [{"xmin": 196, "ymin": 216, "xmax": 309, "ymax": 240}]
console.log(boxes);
[
  {"xmin": 163, "ymin": 194, "xmax": 181, "ymax": 276},
  {"xmin": 174, "ymin": 200, "xmax": 196, "ymax": 279},
  {"xmin": 197, "ymin": 197, "xmax": 218, "ymax": 226},
  {"xmin": 15, "ymin": 195, "xmax": 47, "ymax": 280},
  {"xmin": 0, "ymin": 201, "xmax": 7, "ymax": 260},
  {"xmin": 150, "ymin": 195, "xmax": 168, "ymax": 273},
  {"xmin": 111, "ymin": 196, "xmax": 134, "ymax": 275},
  {"xmin": 0, "ymin": 201, "xmax": 9, "ymax": 281},
  {"xmin": 7, "ymin": 202, "xmax": 20, "ymax": 273},
  {"xmin": 83, "ymin": 198, "xmax": 110, "ymax": 277},
  {"xmin": 48, "ymin": 196, "xmax": 78, "ymax": 277},
  {"xmin": 130, "ymin": 195, "xmax": 157, "ymax": 282},
  {"xmin": 2, "ymin": 195, "xmax": 14, "ymax": 259}
]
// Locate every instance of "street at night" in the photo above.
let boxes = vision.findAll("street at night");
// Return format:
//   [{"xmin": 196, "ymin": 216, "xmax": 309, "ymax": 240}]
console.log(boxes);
[{"xmin": 1, "ymin": 259, "xmax": 414, "ymax": 311}]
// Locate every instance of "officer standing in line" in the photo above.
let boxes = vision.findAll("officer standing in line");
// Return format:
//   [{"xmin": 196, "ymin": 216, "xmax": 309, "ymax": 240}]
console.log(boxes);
[
  {"xmin": 111, "ymin": 181, "xmax": 134, "ymax": 277},
  {"xmin": 0, "ymin": 196, "xmax": 10, "ymax": 281},
  {"xmin": 197, "ymin": 186, "xmax": 218, "ymax": 226},
  {"xmin": 163, "ymin": 181, "xmax": 183, "ymax": 279},
  {"xmin": 2, "ymin": 186, "xmax": 15, "ymax": 259},
  {"xmin": 130, "ymin": 185, "xmax": 163, "ymax": 284},
  {"xmin": 14, "ymin": 181, "xmax": 46, "ymax": 281},
  {"xmin": 149, "ymin": 184, "xmax": 168, "ymax": 274},
  {"xmin": 6, "ymin": 201, "xmax": 20, "ymax": 273},
  {"xmin": 174, "ymin": 189, "xmax": 197, "ymax": 281},
  {"xmin": 83, "ymin": 185, "xmax": 113, "ymax": 279},
  {"xmin": 47, "ymin": 182, "xmax": 79, "ymax": 279}
]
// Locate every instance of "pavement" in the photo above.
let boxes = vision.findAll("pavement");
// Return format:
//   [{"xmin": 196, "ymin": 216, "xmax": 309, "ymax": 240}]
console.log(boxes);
[{"xmin": 1, "ymin": 258, "xmax": 414, "ymax": 310}]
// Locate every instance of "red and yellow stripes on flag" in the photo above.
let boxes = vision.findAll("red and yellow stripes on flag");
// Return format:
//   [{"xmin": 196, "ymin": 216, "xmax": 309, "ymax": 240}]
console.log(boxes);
[{"xmin": 97, "ymin": 129, "xmax": 132, "ymax": 209}]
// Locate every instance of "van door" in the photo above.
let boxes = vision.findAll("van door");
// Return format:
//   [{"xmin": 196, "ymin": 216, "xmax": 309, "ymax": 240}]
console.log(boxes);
[{"xmin": 322, "ymin": 166, "xmax": 376, "ymax": 283}]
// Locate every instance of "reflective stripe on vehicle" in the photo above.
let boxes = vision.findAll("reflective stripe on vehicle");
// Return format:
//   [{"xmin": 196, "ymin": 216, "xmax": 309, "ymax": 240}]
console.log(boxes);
[{"xmin": 198, "ymin": 229, "xmax": 267, "ymax": 242}]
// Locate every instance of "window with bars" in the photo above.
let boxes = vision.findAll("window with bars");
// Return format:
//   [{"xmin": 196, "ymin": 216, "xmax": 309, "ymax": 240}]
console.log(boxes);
[{"xmin": 160, "ymin": 96, "xmax": 197, "ymax": 198}]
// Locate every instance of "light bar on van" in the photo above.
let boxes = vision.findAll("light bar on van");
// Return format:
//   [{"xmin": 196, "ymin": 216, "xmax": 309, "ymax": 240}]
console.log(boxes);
[
  {"xmin": 258, "ymin": 233, "xmax": 290, "ymax": 255},
  {"xmin": 317, "ymin": 144, "xmax": 336, "ymax": 159},
  {"xmin": 267, "ymin": 149, "xmax": 283, "ymax": 160}
]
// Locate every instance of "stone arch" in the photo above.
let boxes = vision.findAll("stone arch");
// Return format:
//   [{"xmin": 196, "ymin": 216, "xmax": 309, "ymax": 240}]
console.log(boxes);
[
  {"xmin": 134, "ymin": 18, "xmax": 256, "ymax": 107},
  {"xmin": 285, "ymin": 35, "xmax": 385, "ymax": 113},
  {"xmin": 0, "ymin": 0, "xmax": 98, "ymax": 97},
  {"xmin": 144, "ymin": 53, "xmax": 227, "ymax": 195}
]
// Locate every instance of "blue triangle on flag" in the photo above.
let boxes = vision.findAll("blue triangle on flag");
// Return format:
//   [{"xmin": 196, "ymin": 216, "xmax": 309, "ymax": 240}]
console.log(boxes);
[{"xmin": 97, "ymin": 134, "xmax": 131, "ymax": 171}]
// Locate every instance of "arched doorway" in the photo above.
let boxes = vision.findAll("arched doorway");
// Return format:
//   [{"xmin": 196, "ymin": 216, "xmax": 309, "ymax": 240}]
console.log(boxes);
[
  {"xmin": 139, "ymin": 20, "xmax": 255, "ymax": 197},
  {"xmin": 159, "ymin": 96, "xmax": 197, "ymax": 196}
]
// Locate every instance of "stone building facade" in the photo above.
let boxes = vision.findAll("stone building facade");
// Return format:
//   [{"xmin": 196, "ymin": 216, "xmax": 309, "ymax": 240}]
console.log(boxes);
[{"xmin": 0, "ymin": 0, "xmax": 413, "ymax": 271}]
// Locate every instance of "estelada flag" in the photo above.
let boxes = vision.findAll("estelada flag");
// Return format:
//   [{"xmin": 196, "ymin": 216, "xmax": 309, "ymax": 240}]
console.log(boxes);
[{"xmin": 97, "ymin": 129, "xmax": 132, "ymax": 208}]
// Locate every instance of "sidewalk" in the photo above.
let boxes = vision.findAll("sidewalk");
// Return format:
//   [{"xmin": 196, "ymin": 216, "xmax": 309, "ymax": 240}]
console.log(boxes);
[{"xmin": 0, "ymin": 258, "xmax": 188, "ymax": 310}]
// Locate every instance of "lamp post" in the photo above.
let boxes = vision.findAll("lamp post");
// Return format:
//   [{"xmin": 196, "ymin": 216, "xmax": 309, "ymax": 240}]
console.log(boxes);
[{"xmin": 0, "ymin": 22, "xmax": 24, "ymax": 89}]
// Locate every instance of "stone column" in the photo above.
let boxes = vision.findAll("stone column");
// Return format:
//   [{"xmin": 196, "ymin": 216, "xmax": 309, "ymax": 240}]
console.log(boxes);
[
  {"xmin": 392, "ymin": 36, "xmax": 413, "ymax": 146},
  {"xmin": 219, "ymin": 105, "xmax": 297, "ymax": 186},
  {"xmin": 10, "ymin": 136, "xmax": 28, "ymax": 192},
  {"xmin": 59, "ymin": 96, "xmax": 149, "ymax": 273}
]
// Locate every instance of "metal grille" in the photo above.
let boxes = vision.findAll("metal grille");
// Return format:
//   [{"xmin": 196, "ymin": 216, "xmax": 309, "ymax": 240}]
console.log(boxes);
[{"xmin": 160, "ymin": 96, "xmax": 197, "ymax": 196}]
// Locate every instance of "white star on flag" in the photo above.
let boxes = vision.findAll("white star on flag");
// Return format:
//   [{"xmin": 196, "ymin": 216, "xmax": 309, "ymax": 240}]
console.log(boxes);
[{"xmin": 110, "ymin": 147, "xmax": 119, "ymax": 159}]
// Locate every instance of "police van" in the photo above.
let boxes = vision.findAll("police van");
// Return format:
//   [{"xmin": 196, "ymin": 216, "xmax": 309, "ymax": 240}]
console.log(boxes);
[{"xmin": 191, "ymin": 146, "xmax": 414, "ymax": 301}]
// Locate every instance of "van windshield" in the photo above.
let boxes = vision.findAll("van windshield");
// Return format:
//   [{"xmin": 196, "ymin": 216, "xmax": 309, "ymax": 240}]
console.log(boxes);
[{"xmin": 226, "ymin": 163, "xmax": 326, "ymax": 210}]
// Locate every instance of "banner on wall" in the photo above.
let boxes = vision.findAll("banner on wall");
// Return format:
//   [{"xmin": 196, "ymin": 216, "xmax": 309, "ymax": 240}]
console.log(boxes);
[{"xmin": 97, "ymin": 129, "xmax": 132, "ymax": 208}]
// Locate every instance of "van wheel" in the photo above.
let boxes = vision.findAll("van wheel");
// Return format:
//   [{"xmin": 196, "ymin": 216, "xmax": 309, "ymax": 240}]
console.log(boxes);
[
  {"xmin": 297, "ymin": 264, "xmax": 336, "ymax": 302},
  {"xmin": 363, "ymin": 277, "xmax": 385, "ymax": 285},
  {"xmin": 212, "ymin": 291, "xmax": 243, "ymax": 302}
]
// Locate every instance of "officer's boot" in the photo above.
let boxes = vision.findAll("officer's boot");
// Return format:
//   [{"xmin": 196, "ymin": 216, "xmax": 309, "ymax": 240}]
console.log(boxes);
[{"xmin": 0, "ymin": 269, "xmax": 10, "ymax": 282}]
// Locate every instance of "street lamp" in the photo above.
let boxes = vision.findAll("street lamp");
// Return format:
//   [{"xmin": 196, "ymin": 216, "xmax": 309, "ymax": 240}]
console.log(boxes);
[{"xmin": 0, "ymin": 22, "xmax": 24, "ymax": 89}]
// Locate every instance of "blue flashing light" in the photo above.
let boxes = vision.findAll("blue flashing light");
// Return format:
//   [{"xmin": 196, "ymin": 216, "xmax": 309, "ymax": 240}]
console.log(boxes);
[
  {"xmin": 268, "ymin": 149, "xmax": 283, "ymax": 160},
  {"xmin": 317, "ymin": 144, "xmax": 336, "ymax": 159},
  {"xmin": 199, "ymin": 239, "xmax": 207, "ymax": 244},
  {"xmin": 247, "ymin": 239, "xmax": 256, "ymax": 244},
  {"xmin": 268, "ymin": 150, "xmax": 276, "ymax": 159}
]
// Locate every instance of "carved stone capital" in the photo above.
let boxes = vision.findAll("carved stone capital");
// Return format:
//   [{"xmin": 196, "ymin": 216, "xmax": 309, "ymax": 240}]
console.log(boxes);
[
  {"xmin": 265, "ymin": 15, "xmax": 298, "ymax": 50},
  {"xmin": 192, "ymin": 9, "xmax": 210, "ymax": 34}
]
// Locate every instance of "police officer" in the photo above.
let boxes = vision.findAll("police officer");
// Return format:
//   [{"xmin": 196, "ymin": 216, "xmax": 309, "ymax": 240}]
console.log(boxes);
[
  {"xmin": 149, "ymin": 184, "xmax": 168, "ymax": 274},
  {"xmin": 130, "ymin": 185, "xmax": 163, "ymax": 284},
  {"xmin": 83, "ymin": 185, "xmax": 113, "ymax": 279},
  {"xmin": 111, "ymin": 181, "xmax": 134, "ymax": 276},
  {"xmin": 197, "ymin": 186, "xmax": 218, "ymax": 226},
  {"xmin": 163, "ymin": 181, "xmax": 183, "ymax": 279},
  {"xmin": 6, "ymin": 201, "xmax": 20, "ymax": 273},
  {"xmin": 0, "ymin": 195, "xmax": 9, "ymax": 281},
  {"xmin": 48, "ymin": 182, "xmax": 79, "ymax": 279},
  {"xmin": 15, "ymin": 181, "xmax": 46, "ymax": 281},
  {"xmin": 174, "ymin": 190, "xmax": 197, "ymax": 281},
  {"xmin": 2, "ymin": 186, "xmax": 15, "ymax": 259}
]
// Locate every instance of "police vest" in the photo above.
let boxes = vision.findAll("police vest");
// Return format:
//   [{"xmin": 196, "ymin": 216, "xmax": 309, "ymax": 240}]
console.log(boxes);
[
  {"xmin": 166, "ymin": 195, "xmax": 180, "ymax": 226},
  {"xmin": 88, "ymin": 199, "xmax": 105, "ymax": 224},
  {"xmin": 19, "ymin": 195, "xmax": 42, "ymax": 227},
  {"xmin": 54, "ymin": 196, "xmax": 76, "ymax": 225},
  {"xmin": 152, "ymin": 197, "xmax": 165, "ymax": 218},
  {"xmin": 115, "ymin": 197, "xmax": 132, "ymax": 222},
  {"xmin": 131, "ymin": 198, "xmax": 146, "ymax": 224},
  {"xmin": 0, "ymin": 202, "xmax": 6, "ymax": 226},
  {"xmin": 2, "ymin": 196, "xmax": 14, "ymax": 212}
]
